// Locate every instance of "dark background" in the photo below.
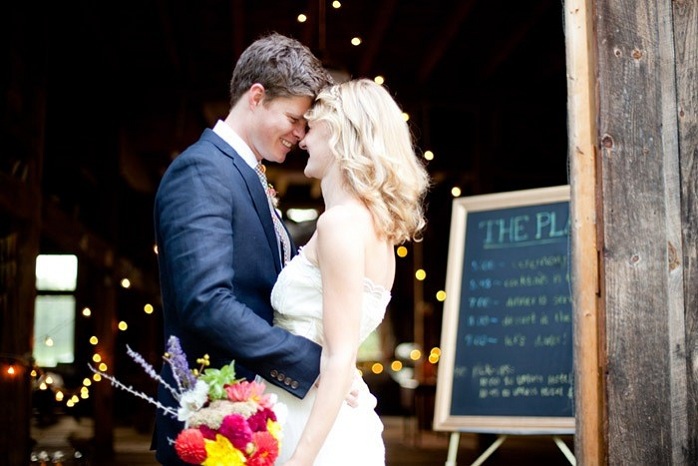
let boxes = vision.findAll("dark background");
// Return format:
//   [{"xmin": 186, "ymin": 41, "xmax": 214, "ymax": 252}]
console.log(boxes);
[{"xmin": 3, "ymin": 0, "xmax": 569, "ymax": 383}]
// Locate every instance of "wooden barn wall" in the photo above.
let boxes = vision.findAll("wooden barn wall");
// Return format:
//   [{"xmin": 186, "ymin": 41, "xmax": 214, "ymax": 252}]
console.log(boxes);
[
  {"xmin": 675, "ymin": 0, "xmax": 698, "ymax": 458},
  {"xmin": 595, "ymin": 0, "xmax": 696, "ymax": 465},
  {"xmin": 0, "ymin": 6, "xmax": 46, "ymax": 465}
]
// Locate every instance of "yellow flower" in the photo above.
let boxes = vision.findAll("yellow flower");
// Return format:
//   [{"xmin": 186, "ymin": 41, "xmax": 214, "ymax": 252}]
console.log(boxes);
[
  {"xmin": 202, "ymin": 434, "xmax": 246, "ymax": 466},
  {"xmin": 267, "ymin": 419, "xmax": 283, "ymax": 441}
]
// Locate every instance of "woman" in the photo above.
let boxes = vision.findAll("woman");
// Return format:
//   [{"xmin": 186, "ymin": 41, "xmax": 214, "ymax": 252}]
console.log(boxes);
[{"xmin": 267, "ymin": 79, "xmax": 430, "ymax": 465}]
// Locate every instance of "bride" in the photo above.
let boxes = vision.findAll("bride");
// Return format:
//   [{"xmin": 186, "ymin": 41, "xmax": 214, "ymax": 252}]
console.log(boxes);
[{"xmin": 266, "ymin": 79, "xmax": 430, "ymax": 466}]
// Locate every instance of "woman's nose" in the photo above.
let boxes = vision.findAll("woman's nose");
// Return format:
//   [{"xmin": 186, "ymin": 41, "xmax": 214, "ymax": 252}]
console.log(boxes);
[{"xmin": 299, "ymin": 138, "xmax": 307, "ymax": 150}]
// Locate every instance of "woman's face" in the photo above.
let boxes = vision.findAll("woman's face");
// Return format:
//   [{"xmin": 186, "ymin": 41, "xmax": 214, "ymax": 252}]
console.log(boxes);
[{"xmin": 299, "ymin": 120, "xmax": 333, "ymax": 180}]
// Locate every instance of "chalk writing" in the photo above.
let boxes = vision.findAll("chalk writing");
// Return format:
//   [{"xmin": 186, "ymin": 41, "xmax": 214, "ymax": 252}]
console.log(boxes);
[{"xmin": 447, "ymin": 197, "xmax": 574, "ymax": 419}]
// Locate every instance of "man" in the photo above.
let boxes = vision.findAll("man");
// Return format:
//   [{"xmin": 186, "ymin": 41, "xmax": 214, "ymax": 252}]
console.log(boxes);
[{"xmin": 152, "ymin": 32, "xmax": 334, "ymax": 465}]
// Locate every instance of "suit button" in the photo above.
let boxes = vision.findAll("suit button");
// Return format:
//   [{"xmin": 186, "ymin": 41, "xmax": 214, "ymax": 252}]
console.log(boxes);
[
  {"xmin": 284, "ymin": 377, "xmax": 292, "ymax": 386},
  {"xmin": 291, "ymin": 381, "xmax": 299, "ymax": 389},
  {"xmin": 270, "ymin": 370, "xmax": 278, "ymax": 378},
  {"xmin": 277, "ymin": 373, "xmax": 285, "ymax": 382}
]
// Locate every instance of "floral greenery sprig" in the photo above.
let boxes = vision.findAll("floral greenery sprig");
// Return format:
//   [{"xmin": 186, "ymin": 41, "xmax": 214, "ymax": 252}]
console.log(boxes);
[
  {"xmin": 266, "ymin": 183, "xmax": 279, "ymax": 208},
  {"xmin": 258, "ymin": 163, "xmax": 279, "ymax": 209},
  {"xmin": 88, "ymin": 336, "xmax": 285, "ymax": 465}
]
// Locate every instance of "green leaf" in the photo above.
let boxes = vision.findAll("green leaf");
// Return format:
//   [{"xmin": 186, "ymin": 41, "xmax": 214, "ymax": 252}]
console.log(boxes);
[{"xmin": 200, "ymin": 361, "xmax": 238, "ymax": 400}]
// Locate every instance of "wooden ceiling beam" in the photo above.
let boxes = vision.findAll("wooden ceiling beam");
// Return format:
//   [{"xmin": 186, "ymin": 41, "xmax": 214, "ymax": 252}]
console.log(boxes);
[
  {"xmin": 0, "ymin": 173, "xmax": 40, "ymax": 223},
  {"xmin": 417, "ymin": 0, "xmax": 477, "ymax": 84},
  {"xmin": 480, "ymin": 0, "xmax": 553, "ymax": 79},
  {"xmin": 231, "ymin": 0, "xmax": 246, "ymax": 58},
  {"xmin": 357, "ymin": 0, "xmax": 399, "ymax": 77}
]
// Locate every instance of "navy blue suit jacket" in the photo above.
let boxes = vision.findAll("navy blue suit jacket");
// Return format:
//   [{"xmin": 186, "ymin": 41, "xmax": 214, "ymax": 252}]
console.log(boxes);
[{"xmin": 152, "ymin": 129, "xmax": 322, "ymax": 464}]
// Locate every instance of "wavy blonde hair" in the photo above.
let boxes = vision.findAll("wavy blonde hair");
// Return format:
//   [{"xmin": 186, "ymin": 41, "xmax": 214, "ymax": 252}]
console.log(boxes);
[{"xmin": 305, "ymin": 79, "xmax": 430, "ymax": 244}]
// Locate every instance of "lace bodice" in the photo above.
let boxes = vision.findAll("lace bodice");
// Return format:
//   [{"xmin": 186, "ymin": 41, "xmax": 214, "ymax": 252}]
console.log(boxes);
[{"xmin": 270, "ymin": 249, "xmax": 391, "ymax": 345}]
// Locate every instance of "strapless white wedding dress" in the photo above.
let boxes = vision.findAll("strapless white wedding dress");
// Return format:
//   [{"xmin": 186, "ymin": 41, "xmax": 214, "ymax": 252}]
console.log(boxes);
[{"xmin": 267, "ymin": 249, "xmax": 390, "ymax": 465}]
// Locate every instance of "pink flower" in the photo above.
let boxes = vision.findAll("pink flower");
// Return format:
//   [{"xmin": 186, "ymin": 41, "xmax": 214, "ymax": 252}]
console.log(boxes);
[
  {"xmin": 226, "ymin": 380, "xmax": 273, "ymax": 407},
  {"xmin": 218, "ymin": 413, "xmax": 253, "ymax": 450}
]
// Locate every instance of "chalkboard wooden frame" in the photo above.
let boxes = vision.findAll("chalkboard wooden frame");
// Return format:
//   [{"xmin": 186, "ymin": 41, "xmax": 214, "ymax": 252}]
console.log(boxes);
[{"xmin": 433, "ymin": 185, "xmax": 575, "ymax": 434}]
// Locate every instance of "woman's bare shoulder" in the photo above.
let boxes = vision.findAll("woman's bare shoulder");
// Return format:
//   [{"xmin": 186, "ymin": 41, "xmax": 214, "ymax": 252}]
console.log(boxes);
[{"xmin": 317, "ymin": 203, "xmax": 371, "ymax": 228}]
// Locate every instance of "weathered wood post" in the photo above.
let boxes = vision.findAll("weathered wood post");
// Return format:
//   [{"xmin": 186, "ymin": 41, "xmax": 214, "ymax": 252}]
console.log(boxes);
[{"xmin": 565, "ymin": 0, "xmax": 697, "ymax": 464}]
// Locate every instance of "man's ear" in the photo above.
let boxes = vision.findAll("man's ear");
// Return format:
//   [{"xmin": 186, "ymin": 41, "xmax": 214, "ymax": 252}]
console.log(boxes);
[{"xmin": 248, "ymin": 83, "xmax": 265, "ymax": 108}]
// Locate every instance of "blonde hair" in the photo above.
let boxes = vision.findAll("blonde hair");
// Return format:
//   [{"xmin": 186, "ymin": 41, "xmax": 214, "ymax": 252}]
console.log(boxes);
[{"xmin": 305, "ymin": 79, "xmax": 430, "ymax": 244}]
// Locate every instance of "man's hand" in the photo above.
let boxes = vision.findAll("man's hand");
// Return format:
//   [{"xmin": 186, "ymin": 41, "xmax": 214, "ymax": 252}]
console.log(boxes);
[
  {"xmin": 345, "ymin": 370, "xmax": 376, "ymax": 408},
  {"xmin": 314, "ymin": 369, "xmax": 375, "ymax": 408}
]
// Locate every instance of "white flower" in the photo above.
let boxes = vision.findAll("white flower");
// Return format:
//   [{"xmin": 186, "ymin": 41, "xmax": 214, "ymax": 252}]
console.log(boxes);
[
  {"xmin": 271, "ymin": 396, "xmax": 288, "ymax": 427},
  {"xmin": 178, "ymin": 379, "xmax": 210, "ymax": 425}
]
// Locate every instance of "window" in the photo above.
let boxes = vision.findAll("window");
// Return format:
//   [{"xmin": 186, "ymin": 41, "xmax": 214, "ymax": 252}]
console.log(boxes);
[{"xmin": 33, "ymin": 255, "xmax": 78, "ymax": 367}]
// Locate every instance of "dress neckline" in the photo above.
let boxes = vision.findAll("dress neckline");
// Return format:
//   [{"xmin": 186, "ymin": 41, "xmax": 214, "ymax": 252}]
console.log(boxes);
[{"xmin": 297, "ymin": 247, "xmax": 391, "ymax": 297}]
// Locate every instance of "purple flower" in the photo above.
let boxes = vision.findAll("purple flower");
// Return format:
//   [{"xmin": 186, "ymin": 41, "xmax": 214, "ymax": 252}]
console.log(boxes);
[{"xmin": 166, "ymin": 336, "xmax": 197, "ymax": 390}]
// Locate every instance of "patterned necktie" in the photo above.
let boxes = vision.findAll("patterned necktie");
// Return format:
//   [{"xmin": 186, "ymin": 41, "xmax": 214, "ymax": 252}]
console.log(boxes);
[{"xmin": 254, "ymin": 163, "xmax": 291, "ymax": 266}]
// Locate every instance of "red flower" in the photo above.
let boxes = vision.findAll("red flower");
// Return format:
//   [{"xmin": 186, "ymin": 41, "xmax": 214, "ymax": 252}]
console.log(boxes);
[
  {"xmin": 174, "ymin": 428, "xmax": 207, "ymax": 464},
  {"xmin": 247, "ymin": 407, "xmax": 276, "ymax": 432},
  {"xmin": 247, "ymin": 431, "xmax": 279, "ymax": 466},
  {"xmin": 198, "ymin": 424, "xmax": 217, "ymax": 440},
  {"xmin": 218, "ymin": 413, "xmax": 253, "ymax": 450}
]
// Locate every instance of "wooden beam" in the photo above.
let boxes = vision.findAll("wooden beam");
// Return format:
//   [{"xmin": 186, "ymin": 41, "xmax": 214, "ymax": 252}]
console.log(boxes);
[
  {"xmin": 674, "ymin": 0, "xmax": 698, "ymax": 456},
  {"xmin": 417, "ymin": 0, "xmax": 476, "ymax": 84},
  {"xmin": 563, "ymin": 0, "xmax": 603, "ymax": 464},
  {"xmin": 481, "ymin": 0, "xmax": 553, "ymax": 79},
  {"xmin": 357, "ymin": 0, "xmax": 398, "ymax": 77},
  {"xmin": 231, "ymin": 0, "xmax": 245, "ymax": 58},
  {"xmin": 0, "ymin": 173, "xmax": 40, "ymax": 223}
]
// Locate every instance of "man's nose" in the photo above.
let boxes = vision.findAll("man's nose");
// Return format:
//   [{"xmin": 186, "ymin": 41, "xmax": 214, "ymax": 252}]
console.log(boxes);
[{"xmin": 293, "ymin": 123, "xmax": 307, "ymax": 140}]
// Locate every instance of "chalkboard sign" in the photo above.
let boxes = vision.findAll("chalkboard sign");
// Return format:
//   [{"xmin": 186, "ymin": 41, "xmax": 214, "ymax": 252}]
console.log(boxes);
[{"xmin": 433, "ymin": 185, "xmax": 574, "ymax": 434}]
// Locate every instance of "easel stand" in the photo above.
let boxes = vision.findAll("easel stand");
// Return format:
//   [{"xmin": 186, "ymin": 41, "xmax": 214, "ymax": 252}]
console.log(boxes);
[{"xmin": 444, "ymin": 432, "xmax": 576, "ymax": 466}]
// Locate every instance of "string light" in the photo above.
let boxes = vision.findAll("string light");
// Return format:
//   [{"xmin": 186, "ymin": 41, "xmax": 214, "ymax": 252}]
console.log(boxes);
[{"xmin": 371, "ymin": 362, "xmax": 384, "ymax": 374}]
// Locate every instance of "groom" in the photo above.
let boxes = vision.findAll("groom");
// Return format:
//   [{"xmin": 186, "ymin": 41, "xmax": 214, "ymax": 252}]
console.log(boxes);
[{"xmin": 152, "ymin": 33, "xmax": 334, "ymax": 465}]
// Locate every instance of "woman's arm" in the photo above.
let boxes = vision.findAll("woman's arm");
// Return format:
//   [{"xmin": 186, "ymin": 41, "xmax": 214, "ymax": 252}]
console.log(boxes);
[{"xmin": 284, "ymin": 206, "xmax": 366, "ymax": 465}]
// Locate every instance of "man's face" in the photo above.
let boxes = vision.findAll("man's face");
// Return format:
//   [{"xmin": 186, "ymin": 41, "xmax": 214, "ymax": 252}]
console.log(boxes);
[{"xmin": 249, "ymin": 94, "xmax": 313, "ymax": 164}]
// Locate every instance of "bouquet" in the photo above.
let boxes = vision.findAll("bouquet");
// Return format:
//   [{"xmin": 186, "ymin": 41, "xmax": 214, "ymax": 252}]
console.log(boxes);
[{"xmin": 89, "ymin": 336, "xmax": 285, "ymax": 465}]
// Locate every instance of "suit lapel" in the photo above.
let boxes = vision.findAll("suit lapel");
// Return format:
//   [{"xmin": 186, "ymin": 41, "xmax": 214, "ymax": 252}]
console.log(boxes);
[{"xmin": 204, "ymin": 130, "xmax": 283, "ymax": 273}]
